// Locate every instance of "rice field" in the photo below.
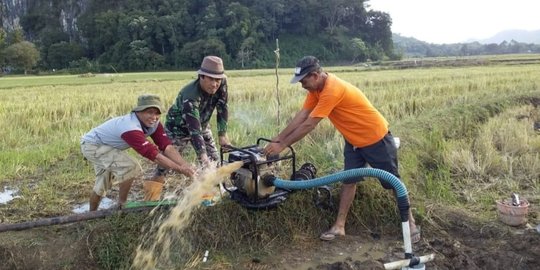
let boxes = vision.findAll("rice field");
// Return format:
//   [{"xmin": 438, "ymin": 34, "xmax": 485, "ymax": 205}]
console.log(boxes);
[
  {"xmin": 1, "ymin": 57, "xmax": 540, "ymax": 212},
  {"xmin": 0, "ymin": 55, "xmax": 539, "ymax": 268}
]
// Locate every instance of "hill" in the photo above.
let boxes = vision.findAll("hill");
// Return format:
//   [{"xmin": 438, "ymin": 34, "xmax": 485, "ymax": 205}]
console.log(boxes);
[
  {"xmin": 477, "ymin": 29, "xmax": 540, "ymax": 44},
  {"xmin": 393, "ymin": 33, "xmax": 540, "ymax": 58}
]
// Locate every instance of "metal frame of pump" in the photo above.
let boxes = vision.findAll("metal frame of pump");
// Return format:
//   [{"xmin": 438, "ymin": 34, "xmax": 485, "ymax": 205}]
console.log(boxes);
[{"xmin": 219, "ymin": 138, "xmax": 298, "ymax": 208}]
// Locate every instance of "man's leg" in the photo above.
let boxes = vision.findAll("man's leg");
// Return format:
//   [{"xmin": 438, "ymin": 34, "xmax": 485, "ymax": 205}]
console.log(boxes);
[
  {"xmin": 82, "ymin": 143, "xmax": 108, "ymax": 212},
  {"xmin": 330, "ymin": 183, "xmax": 357, "ymax": 234},
  {"xmin": 202, "ymin": 128, "xmax": 219, "ymax": 162},
  {"xmin": 320, "ymin": 141, "xmax": 363, "ymax": 240},
  {"xmin": 88, "ymin": 166, "xmax": 110, "ymax": 212},
  {"xmin": 118, "ymin": 178, "xmax": 134, "ymax": 207},
  {"xmin": 89, "ymin": 191, "xmax": 102, "ymax": 211},
  {"xmin": 109, "ymin": 150, "xmax": 141, "ymax": 202},
  {"xmin": 201, "ymin": 128, "xmax": 224, "ymax": 200},
  {"xmin": 365, "ymin": 133, "xmax": 421, "ymax": 242},
  {"xmin": 409, "ymin": 210, "xmax": 418, "ymax": 237},
  {"xmin": 320, "ymin": 183, "xmax": 355, "ymax": 240},
  {"xmin": 403, "ymin": 193, "xmax": 420, "ymax": 242}
]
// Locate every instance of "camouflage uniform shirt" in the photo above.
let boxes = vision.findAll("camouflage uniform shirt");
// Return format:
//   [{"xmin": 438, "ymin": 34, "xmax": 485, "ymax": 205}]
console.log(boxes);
[{"xmin": 165, "ymin": 78, "xmax": 228, "ymax": 157}]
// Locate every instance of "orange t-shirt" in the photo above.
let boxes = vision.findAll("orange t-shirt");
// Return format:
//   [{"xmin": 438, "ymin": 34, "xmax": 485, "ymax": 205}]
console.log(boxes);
[{"xmin": 303, "ymin": 73, "xmax": 388, "ymax": 147}]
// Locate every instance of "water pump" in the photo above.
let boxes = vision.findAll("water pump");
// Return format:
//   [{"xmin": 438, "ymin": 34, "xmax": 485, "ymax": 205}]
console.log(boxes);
[{"xmin": 220, "ymin": 138, "xmax": 321, "ymax": 209}]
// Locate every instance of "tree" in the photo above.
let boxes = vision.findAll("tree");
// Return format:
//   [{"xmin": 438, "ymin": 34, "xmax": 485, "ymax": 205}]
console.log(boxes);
[
  {"xmin": 237, "ymin": 37, "xmax": 256, "ymax": 68},
  {"xmin": 8, "ymin": 27, "xmax": 25, "ymax": 45},
  {"xmin": 4, "ymin": 41, "xmax": 40, "ymax": 74},
  {"xmin": 7, "ymin": 0, "xmax": 397, "ymax": 70},
  {"xmin": 363, "ymin": 11, "xmax": 393, "ymax": 57},
  {"xmin": 179, "ymin": 38, "xmax": 228, "ymax": 68},
  {"xmin": 47, "ymin": 42, "xmax": 83, "ymax": 70},
  {"xmin": 126, "ymin": 40, "xmax": 164, "ymax": 70},
  {"xmin": 0, "ymin": 28, "xmax": 6, "ymax": 70},
  {"xmin": 319, "ymin": 0, "xmax": 352, "ymax": 35},
  {"xmin": 251, "ymin": 0, "xmax": 285, "ymax": 42},
  {"xmin": 351, "ymin": 38, "xmax": 368, "ymax": 63}
]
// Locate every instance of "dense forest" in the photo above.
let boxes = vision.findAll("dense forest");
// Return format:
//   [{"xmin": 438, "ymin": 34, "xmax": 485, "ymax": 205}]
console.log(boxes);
[
  {"xmin": 0, "ymin": 0, "xmax": 395, "ymax": 73},
  {"xmin": 1, "ymin": 0, "xmax": 539, "ymax": 74}
]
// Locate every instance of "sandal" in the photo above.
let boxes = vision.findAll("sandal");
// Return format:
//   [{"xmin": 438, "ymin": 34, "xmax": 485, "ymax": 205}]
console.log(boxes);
[{"xmin": 319, "ymin": 230, "xmax": 344, "ymax": 241}]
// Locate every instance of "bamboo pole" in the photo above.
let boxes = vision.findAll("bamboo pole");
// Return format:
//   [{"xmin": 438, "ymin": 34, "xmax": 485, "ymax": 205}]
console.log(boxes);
[
  {"xmin": 274, "ymin": 38, "xmax": 281, "ymax": 126},
  {"xmin": 0, "ymin": 201, "xmax": 175, "ymax": 233}
]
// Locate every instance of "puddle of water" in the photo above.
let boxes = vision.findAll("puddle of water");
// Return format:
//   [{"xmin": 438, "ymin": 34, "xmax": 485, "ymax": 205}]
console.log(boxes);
[
  {"xmin": 72, "ymin": 197, "xmax": 116, "ymax": 213},
  {"xmin": 0, "ymin": 186, "xmax": 21, "ymax": 204}
]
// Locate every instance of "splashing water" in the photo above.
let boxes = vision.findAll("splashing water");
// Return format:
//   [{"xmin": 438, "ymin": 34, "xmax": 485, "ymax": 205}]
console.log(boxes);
[{"xmin": 132, "ymin": 161, "xmax": 243, "ymax": 269}]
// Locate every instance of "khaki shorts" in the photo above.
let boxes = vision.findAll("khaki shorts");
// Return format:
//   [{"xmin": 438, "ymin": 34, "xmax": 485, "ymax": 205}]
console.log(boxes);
[{"xmin": 81, "ymin": 143, "xmax": 142, "ymax": 197}]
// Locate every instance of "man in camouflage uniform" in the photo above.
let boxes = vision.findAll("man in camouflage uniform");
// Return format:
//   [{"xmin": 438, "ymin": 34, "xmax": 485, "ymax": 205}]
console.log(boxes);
[{"xmin": 146, "ymin": 56, "xmax": 231, "ymax": 198}]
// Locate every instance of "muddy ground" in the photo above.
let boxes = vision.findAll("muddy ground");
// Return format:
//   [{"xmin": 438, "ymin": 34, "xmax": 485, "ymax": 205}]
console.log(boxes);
[
  {"xmin": 0, "ymin": 206, "xmax": 539, "ymax": 270},
  {"xmin": 248, "ymin": 208, "xmax": 540, "ymax": 270}
]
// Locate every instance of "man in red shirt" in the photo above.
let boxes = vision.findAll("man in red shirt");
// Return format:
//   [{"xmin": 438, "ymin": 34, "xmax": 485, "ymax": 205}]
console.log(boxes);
[
  {"xmin": 81, "ymin": 94, "xmax": 195, "ymax": 211},
  {"xmin": 264, "ymin": 56, "xmax": 420, "ymax": 243}
]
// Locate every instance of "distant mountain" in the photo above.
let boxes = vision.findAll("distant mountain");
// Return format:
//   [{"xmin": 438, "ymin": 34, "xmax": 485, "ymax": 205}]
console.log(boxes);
[
  {"xmin": 392, "ymin": 33, "xmax": 540, "ymax": 58},
  {"xmin": 474, "ymin": 29, "xmax": 540, "ymax": 44},
  {"xmin": 393, "ymin": 34, "xmax": 426, "ymax": 45}
]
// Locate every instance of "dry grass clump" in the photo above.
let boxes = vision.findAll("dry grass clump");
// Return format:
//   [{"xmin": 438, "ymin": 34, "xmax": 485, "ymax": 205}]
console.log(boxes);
[{"xmin": 444, "ymin": 104, "xmax": 540, "ymax": 206}]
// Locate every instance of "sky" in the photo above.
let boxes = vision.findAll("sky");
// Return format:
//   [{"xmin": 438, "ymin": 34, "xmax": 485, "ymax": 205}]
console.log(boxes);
[{"xmin": 367, "ymin": 0, "xmax": 540, "ymax": 44}]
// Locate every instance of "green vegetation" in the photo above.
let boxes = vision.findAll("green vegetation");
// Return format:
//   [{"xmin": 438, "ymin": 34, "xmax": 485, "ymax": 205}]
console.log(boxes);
[
  {"xmin": 3, "ymin": 1, "xmax": 540, "ymax": 74},
  {"xmin": 1, "ymin": 55, "xmax": 539, "ymax": 268},
  {"xmin": 393, "ymin": 34, "xmax": 540, "ymax": 58},
  {"xmin": 2, "ymin": 41, "xmax": 39, "ymax": 74},
  {"xmin": 1, "ymin": 0, "xmax": 393, "ymax": 73}
]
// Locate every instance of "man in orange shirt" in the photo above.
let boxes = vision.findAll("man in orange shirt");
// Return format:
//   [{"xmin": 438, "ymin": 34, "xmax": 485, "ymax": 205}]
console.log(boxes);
[{"xmin": 263, "ymin": 56, "xmax": 420, "ymax": 243}]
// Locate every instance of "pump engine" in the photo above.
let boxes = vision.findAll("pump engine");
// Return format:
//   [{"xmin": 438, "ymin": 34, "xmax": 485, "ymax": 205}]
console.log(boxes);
[{"xmin": 220, "ymin": 138, "xmax": 318, "ymax": 209}]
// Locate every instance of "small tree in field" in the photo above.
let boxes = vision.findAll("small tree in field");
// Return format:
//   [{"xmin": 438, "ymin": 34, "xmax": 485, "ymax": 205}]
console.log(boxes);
[
  {"xmin": 5, "ymin": 41, "xmax": 40, "ymax": 74},
  {"xmin": 351, "ymin": 38, "xmax": 368, "ymax": 63}
]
